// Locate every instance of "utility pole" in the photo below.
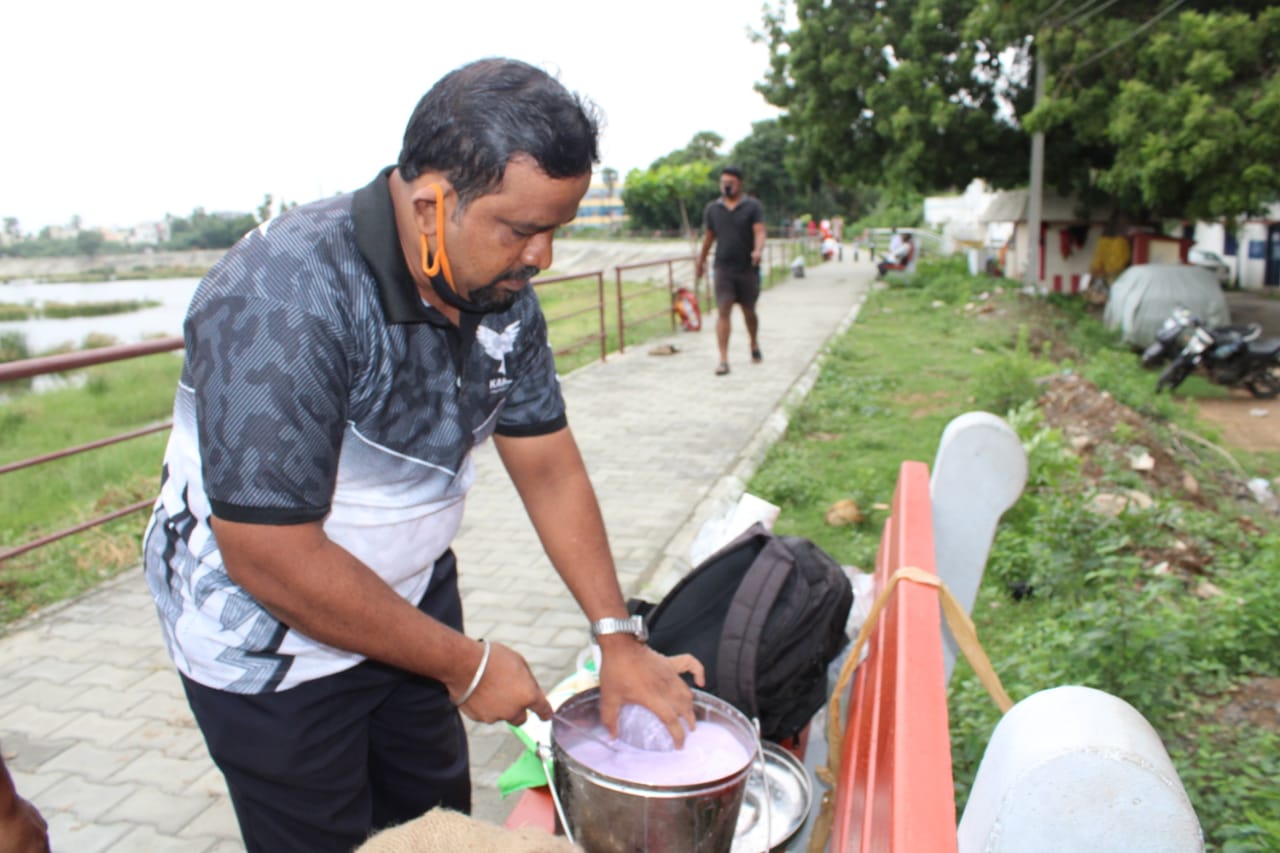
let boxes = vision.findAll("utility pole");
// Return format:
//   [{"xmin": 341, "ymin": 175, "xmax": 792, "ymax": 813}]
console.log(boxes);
[{"xmin": 1025, "ymin": 42, "xmax": 1046, "ymax": 293}]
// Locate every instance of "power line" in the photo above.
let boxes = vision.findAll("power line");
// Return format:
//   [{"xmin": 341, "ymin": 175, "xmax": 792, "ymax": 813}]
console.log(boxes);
[
  {"xmin": 1035, "ymin": 0, "xmax": 1075, "ymax": 28},
  {"xmin": 1069, "ymin": 0, "xmax": 1190, "ymax": 72},
  {"xmin": 1058, "ymin": 0, "xmax": 1124, "ymax": 29}
]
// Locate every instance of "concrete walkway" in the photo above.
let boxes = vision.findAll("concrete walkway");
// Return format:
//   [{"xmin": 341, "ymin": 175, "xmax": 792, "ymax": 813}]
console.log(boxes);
[{"xmin": 0, "ymin": 255, "xmax": 874, "ymax": 851}]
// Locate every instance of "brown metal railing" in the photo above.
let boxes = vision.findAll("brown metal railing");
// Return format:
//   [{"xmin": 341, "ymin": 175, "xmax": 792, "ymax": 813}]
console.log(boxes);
[
  {"xmin": 532, "ymin": 270, "xmax": 609, "ymax": 363},
  {"xmin": 0, "ymin": 251, "xmax": 738, "ymax": 566},
  {"xmin": 612, "ymin": 255, "xmax": 696, "ymax": 354},
  {"xmin": 0, "ymin": 338, "xmax": 185, "ymax": 565},
  {"xmin": 1, "ymin": 240, "xmax": 821, "ymax": 567}
]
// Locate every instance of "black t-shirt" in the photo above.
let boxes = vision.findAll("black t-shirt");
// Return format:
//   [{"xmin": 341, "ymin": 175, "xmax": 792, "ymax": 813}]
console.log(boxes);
[{"xmin": 703, "ymin": 196, "xmax": 764, "ymax": 271}]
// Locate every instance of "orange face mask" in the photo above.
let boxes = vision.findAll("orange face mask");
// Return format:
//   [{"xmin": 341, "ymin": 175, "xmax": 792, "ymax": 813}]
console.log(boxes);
[{"xmin": 419, "ymin": 183, "xmax": 456, "ymax": 292}]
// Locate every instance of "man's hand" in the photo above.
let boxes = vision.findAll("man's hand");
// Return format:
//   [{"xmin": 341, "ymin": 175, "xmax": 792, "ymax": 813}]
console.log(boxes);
[
  {"xmin": 454, "ymin": 640, "xmax": 553, "ymax": 727},
  {"xmin": 694, "ymin": 257, "xmax": 707, "ymax": 280},
  {"xmin": 0, "ymin": 784, "xmax": 49, "ymax": 853},
  {"xmin": 596, "ymin": 638, "xmax": 702, "ymax": 748}
]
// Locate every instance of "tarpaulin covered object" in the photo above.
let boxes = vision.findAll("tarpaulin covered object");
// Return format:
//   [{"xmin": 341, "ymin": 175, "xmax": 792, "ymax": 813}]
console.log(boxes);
[{"xmin": 1103, "ymin": 264, "xmax": 1230, "ymax": 349}]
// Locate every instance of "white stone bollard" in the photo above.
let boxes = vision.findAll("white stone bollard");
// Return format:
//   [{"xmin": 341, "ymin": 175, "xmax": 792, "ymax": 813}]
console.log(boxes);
[
  {"xmin": 957, "ymin": 685, "xmax": 1204, "ymax": 853},
  {"xmin": 930, "ymin": 411, "xmax": 1028, "ymax": 680}
]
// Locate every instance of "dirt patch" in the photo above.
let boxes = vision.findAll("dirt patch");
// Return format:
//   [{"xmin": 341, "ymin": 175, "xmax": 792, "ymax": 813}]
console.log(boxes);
[
  {"xmin": 1216, "ymin": 676, "xmax": 1280, "ymax": 730},
  {"xmin": 1193, "ymin": 392, "xmax": 1280, "ymax": 454},
  {"xmin": 1038, "ymin": 373, "xmax": 1202, "ymax": 498}
]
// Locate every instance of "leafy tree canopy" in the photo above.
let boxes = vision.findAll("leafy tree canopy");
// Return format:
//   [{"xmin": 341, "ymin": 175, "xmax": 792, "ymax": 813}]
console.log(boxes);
[
  {"xmin": 761, "ymin": 0, "xmax": 1280, "ymax": 221},
  {"xmin": 649, "ymin": 131, "xmax": 726, "ymax": 169},
  {"xmin": 726, "ymin": 118, "xmax": 837, "ymax": 225},
  {"xmin": 622, "ymin": 160, "xmax": 716, "ymax": 233},
  {"xmin": 165, "ymin": 207, "xmax": 259, "ymax": 251}
]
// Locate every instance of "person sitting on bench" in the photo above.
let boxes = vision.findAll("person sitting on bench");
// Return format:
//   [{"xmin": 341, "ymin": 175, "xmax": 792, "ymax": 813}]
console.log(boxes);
[{"xmin": 877, "ymin": 233, "xmax": 914, "ymax": 277}]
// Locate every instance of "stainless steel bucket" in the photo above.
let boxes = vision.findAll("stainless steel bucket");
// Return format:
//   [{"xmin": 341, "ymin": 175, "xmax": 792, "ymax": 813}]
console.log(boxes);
[{"xmin": 551, "ymin": 687, "xmax": 758, "ymax": 853}]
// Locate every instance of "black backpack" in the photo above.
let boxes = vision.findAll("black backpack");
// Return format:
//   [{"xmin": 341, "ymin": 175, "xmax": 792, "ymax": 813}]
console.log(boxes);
[{"xmin": 631, "ymin": 523, "xmax": 854, "ymax": 742}]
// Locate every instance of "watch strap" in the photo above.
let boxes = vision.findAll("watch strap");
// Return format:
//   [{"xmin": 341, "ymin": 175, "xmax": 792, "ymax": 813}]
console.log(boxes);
[{"xmin": 591, "ymin": 615, "xmax": 648, "ymax": 643}]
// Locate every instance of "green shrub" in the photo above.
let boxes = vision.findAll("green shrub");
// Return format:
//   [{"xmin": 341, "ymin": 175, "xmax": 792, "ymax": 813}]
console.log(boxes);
[
  {"xmin": 0, "ymin": 330, "xmax": 30, "ymax": 362},
  {"xmin": 970, "ymin": 325, "xmax": 1041, "ymax": 414}
]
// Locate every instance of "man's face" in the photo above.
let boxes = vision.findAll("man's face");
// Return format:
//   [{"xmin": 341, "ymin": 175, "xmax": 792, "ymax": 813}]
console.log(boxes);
[
  {"xmin": 441, "ymin": 157, "xmax": 590, "ymax": 310},
  {"xmin": 721, "ymin": 174, "xmax": 742, "ymax": 199}
]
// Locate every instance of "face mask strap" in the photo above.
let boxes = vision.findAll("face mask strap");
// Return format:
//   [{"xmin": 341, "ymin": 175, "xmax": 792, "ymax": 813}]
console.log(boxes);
[{"xmin": 419, "ymin": 183, "xmax": 456, "ymax": 291}]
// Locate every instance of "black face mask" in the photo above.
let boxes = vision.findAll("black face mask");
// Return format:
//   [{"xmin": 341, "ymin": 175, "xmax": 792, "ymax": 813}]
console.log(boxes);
[
  {"xmin": 722, "ymin": 184, "xmax": 738, "ymax": 198},
  {"xmin": 428, "ymin": 263, "xmax": 539, "ymax": 315},
  {"xmin": 428, "ymin": 269, "xmax": 495, "ymax": 314}
]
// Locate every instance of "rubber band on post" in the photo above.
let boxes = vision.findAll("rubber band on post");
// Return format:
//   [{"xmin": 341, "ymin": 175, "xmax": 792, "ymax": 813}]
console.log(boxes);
[{"xmin": 455, "ymin": 639, "xmax": 490, "ymax": 707}]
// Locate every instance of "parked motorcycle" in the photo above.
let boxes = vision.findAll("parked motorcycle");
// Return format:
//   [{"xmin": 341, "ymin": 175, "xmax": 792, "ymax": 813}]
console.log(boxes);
[
  {"xmin": 1141, "ymin": 307, "xmax": 1260, "ymax": 368},
  {"xmin": 1147, "ymin": 307, "xmax": 1280, "ymax": 398}
]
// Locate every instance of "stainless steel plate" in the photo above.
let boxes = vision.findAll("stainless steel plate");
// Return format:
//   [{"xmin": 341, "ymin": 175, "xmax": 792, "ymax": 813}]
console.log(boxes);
[{"xmin": 732, "ymin": 742, "xmax": 814, "ymax": 852}]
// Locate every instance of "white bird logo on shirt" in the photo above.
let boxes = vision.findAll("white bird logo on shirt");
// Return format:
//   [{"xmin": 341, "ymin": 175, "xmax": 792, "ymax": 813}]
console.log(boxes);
[{"xmin": 476, "ymin": 321, "xmax": 521, "ymax": 375}]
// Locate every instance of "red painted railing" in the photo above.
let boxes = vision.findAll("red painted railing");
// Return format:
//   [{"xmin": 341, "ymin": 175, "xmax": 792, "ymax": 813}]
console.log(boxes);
[{"xmin": 827, "ymin": 460, "xmax": 956, "ymax": 852}]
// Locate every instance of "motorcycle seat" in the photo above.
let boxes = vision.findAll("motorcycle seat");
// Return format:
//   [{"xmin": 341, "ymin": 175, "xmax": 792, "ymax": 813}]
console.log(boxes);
[{"xmin": 1249, "ymin": 338, "xmax": 1280, "ymax": 358}]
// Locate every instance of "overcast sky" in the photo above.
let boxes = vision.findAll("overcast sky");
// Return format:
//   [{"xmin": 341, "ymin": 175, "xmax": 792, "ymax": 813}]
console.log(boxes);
[{"xmin": 3, "ymin": 0, "xmax": 782, "ymax": 232}]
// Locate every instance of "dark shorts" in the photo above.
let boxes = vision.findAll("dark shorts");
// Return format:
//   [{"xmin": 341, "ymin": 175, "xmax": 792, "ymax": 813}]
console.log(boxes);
[
  {"xmin": 182, "ymin": 550, "xmax": 470, "ymax": 853},
  {"xmin": 714, "ymin": 265, "xmax": 761, "ymax": 310}
]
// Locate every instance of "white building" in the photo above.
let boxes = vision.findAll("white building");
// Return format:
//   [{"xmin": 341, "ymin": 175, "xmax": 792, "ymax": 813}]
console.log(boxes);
[
  {"xmin": 1192, "ymin": 204, "xmax": 1280, "ymax": 290},
  {"xmin": 924, "ymin": 179, "xmax": 1001, "ymax": 248}
]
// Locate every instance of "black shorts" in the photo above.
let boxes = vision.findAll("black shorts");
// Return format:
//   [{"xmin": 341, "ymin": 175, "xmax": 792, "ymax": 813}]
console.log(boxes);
[
  {"xmin": 714, "ymin": 265, "xmax": 761, "ymax": 310},
  {"xmin": 182, "ymin": 550, "xmax": 470, "ymax": 853}
]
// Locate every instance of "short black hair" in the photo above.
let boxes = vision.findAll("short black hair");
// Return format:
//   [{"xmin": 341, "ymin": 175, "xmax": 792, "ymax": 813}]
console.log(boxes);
[
  {"xmin": 721, "ymin": 166, "xmax": 744, "ymax": 180},
  {"xmin": 398, "ymin": 58, "xmax": 601, "ymax": 209}
]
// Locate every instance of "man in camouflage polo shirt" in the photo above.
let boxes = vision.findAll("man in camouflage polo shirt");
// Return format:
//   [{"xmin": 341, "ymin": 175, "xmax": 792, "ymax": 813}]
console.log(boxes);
[{"xmin": 143, "ymin": 58, "xmax": 695, "ymax": 853}]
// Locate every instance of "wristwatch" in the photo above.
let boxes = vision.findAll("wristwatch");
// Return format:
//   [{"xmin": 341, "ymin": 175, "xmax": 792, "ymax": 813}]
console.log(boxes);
[{"xmin": 590, "ymin": 615, "xmax": 649, "ymax": 644}]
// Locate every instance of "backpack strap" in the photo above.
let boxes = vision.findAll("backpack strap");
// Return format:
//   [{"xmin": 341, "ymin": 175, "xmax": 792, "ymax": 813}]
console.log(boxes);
[{"xmin": 715, "ymin": 527, "xmax": 796, "ymax": 718}]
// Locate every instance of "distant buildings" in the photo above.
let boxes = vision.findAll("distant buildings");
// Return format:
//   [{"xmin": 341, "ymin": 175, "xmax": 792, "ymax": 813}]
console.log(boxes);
[{"xmin": 568, "ymin": 174, "xmax": 626, "ymax": 231}]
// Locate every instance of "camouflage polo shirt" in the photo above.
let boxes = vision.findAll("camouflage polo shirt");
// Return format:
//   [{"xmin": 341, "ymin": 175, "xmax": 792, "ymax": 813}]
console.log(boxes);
[{"xmin": 143, "ymin": 168, "xmax": 565, "ymax": 693}]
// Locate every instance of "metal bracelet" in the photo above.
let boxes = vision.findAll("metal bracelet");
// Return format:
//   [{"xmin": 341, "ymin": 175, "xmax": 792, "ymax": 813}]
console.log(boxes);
[{"xmin": 455, "ymin": 639, "xmax": 491, "ymax": 707}]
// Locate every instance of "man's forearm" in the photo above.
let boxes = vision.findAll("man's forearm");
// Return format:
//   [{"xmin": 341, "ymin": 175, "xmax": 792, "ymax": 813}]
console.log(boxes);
[
  {"xmin": 495, "ymin": 430, "xmax": 629, "ymax": 623},
  {"xmin": 698, "ymin": 232, "xmax": 715, "ymax": 266},
  {"xmin": 212, "ymin": 518, "xmax": 481, "ymax": 690}
]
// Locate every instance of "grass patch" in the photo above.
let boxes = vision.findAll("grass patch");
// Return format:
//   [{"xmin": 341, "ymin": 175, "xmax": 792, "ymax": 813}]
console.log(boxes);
[
  {"xmin": 38, "ymin": 299, "xmax": 162, "ymax": 319},
  {"xmin": 748, "ymin": 256, "xmax": 1280, "ymax": 849},
  {"xmin": 0, "ymin": 352, "xmax": 180, "ymax": 622},
  {"xmin": 537, "ymin": 273, "xmax": 679, "ymax": 374}
]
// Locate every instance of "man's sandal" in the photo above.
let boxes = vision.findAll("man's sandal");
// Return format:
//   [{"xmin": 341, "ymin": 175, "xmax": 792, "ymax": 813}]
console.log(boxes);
[
  {"xmin": 715, "ymin": 362, "xmax": 730, "ymax": 376},
  {"xmin": 751, "ymin": 348, "xmax": 763, "ymax": 363}
]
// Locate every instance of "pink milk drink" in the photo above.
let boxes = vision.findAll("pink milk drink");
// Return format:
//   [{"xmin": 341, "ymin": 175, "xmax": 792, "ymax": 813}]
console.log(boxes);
[{"xmin": 551, "ymin": 687, "xmax": 759, "ymax": 853}]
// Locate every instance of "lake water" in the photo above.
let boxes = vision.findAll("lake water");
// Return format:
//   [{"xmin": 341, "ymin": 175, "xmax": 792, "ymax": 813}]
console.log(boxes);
[{"xmin": 0, "ymin": 277, "xmax": 201, "ymax": 354}]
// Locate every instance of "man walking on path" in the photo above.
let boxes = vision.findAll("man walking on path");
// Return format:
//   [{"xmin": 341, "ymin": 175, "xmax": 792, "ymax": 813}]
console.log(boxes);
[
  {"xmin": 140, "ymin": 57, "xmax": 693, "ymax": 853},
  {"xmin": 696, "ymin": 166, "xmax": 766, "ymax": 376}
]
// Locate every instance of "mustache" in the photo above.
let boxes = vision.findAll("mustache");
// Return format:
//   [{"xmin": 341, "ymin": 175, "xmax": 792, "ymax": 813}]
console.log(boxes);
[
  {"xmin": 504, "ymin": 262, "xmax": 540, "ymax": 281},
  {"xmin": 496, "ymin": 265, "xmax": 541, "ymax": 286}
]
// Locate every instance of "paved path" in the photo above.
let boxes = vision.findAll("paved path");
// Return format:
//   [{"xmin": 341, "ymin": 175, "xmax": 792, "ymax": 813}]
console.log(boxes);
[{"xmin": 0, "ymin": 255, "xmax": 874, "ymax": 851}]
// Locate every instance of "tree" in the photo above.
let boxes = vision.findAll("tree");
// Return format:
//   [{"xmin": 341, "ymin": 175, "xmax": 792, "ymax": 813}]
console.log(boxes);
[
  {"xmin": 621, "ymin": 161, "xmax": 717, "ymax": 233},
  {"xmin": 76, "ymin": 229, "xmax": 104, "ymax": 257},
  {"xmin": 256, "ymin": 193, "xmax": 274, "ymax": 223},
  {"xmin": 649, "ymin": 131, "xmax": 726, "ymax": 169},
  {"xmin": 759, "ymin": 0, "xmax": 1026, "ymax": 200},
  {"xmin": 727, "ymin": 119, "xmax": 799, "ymax": 223},
  {"xmin": 761, "ymin": 0, "xmax": 1280, "ymax": 222},
  {"xmin": 3, "ymin": 217, "xmax": 19, "ymax": 240},
  {"xmin": 164, "ymin": 206, "xmax": 257, "ymax": 250},
  {"xmin": 1014, "ymin": 4, "xmax": 1280, "ymax": 221},
  {"xmin": 601, "ymin": 167, "xmax": 619, "ymax": 199}
]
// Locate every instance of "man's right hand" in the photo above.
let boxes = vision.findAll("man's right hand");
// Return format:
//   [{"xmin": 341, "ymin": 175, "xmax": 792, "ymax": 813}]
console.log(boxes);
[
  {"xmin": 694, "ymin": 258, "xmax": 706, "ymax": 280},
  {"xmin": 454, "ymin": 641, "xmax": 552, "ymax": 727}
]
